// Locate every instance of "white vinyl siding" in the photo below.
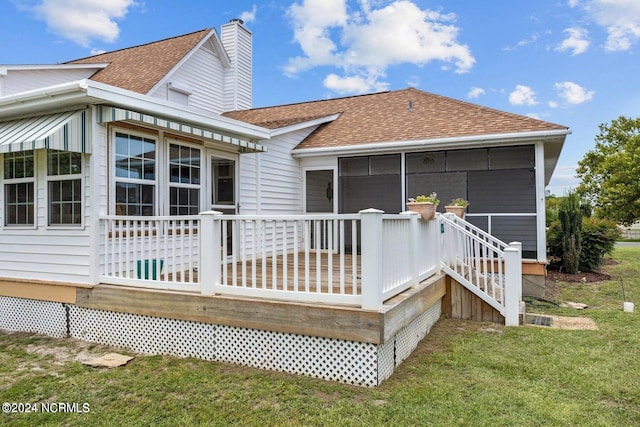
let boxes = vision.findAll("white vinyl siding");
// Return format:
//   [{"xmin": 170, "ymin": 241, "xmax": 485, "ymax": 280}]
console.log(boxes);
[
  {"xmin": 221, "ymin": 21, "xmax": 252, "ymax": 111},
  {"xmin": 149, "ymin": 44, "xmax": 226, "ymax": 114},
  {"xmin": 0, "ymin": 149, "xmax": 93, "ymax": 283},
  {"xmin": 239, "ymin": 128, "xmax": 314, "ymax": 215}
]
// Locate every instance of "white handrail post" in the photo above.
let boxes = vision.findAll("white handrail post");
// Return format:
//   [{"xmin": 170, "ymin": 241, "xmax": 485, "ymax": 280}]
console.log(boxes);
[
  {"xmin": 435, "ymin": 213, "xmax": 443, "ymax": 273},
  {"xmin": 400, "ymin": 210, "xmax": 420, "ymax": 286},
  {"xmin": 360, "ymin": 208, "xmax": 384, "ymax": 310},
  {"xmin": 200, "ymin": 210, "xmax": 223, "ymax": 296},
  {"xmin": 503, "ymin": 242, "xmax": 522, "ymax": 326}
]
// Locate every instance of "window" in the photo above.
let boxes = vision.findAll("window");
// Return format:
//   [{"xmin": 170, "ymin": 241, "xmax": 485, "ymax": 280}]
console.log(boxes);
[
  {"xmin": 169, "ymin": 143, "xmax": 201, "ymax": 215},
  {"xmin": 114, "ymin": 132, "xmax": 156, "ymax": 216},
  {"xmin": 4, "ymin": 150, "xmax": 35, "ymax": 225},
  {"xmin": 47, "ymin": 150, "xmax": 82, "ymax": 225}
]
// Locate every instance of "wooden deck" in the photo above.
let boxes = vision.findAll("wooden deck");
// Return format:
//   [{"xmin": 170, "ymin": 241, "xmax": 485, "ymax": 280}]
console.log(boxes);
[
  {"xmin": 165, "ymin": 252, "xmax": 361, "ymax": 295},
  {"xmin": 76, "ymin": 272, "xmax": 446, "ymax": 344}
]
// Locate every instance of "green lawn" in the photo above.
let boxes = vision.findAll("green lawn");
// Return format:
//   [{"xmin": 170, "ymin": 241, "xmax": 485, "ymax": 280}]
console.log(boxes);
[{"xmin": 1, "ymin": 247, "xmax": 639, "ymax": 426}]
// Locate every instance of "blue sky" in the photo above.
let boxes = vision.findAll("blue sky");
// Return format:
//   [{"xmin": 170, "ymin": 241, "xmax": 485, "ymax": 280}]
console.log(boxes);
[{"xmin": 3, "ymin": 0, "xmax": 640, "ymax": 196}]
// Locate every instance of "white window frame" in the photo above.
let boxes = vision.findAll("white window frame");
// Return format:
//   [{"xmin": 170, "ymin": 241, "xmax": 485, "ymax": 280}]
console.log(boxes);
[
  {"xmin": 110, "ymin": 127, "xmax": 159, "ymax": 216},
  {"xmin": 3, "ymin": 150, "xmax": 37, "ymax": 229},
  {"xmin": 166, "ymin": 138, "xmax": 203, "ymax": 216},
  {"xmin": 45, "ymin": 150, "xmax": 84, "ymax": 228}
]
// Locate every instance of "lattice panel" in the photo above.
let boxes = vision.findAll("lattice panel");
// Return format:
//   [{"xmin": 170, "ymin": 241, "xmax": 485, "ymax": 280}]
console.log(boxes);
[
  {"xmin": 394, "ymin": 300, "xmax": 441, "ymax": 367},
  {"xmin": 68, "ymin": 306, "xmax": 217, "ymax": 360},
  {"xmin": 63, "ymin": 299, "xmax": 443, "ymax": 387},
  {"xmin": 216, "ymin": 325, "xmax": 379, "ymax": 387},
  {"xmin": 377, "ymin": 339, "xmax": 395, "ymax": 384},
  {"xmin": 0, "ymin": 296, "xmax": 67, "ymax": 338}
]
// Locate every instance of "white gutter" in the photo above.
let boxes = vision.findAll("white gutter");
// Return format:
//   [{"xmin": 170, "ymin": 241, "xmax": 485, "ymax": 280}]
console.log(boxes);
[
  {"xmin": 270, "ymin": 113, "xmax": 341, "ymax": 137},
  {"xmin": 83, "ymin": 80, "xmax": 270, "ymax": 139},
  {"xmin": 0, "ymin": 63, "xmax": 110, "ymax": 71},
  {"xmin": 0, "ymin": 79, "xmax": 271, "ymax": 140},
  {"xmin": 291, "ymin": 128, "xmax": 571, "ymax": 157}
]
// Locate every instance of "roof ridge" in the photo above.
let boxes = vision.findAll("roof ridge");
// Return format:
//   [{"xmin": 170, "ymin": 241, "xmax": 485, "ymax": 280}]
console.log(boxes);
[
  {"xmin": 241, "ymin": 89, "xmax": 401, "ymax": 112},
  {"xmin": 65, "ymin": 28, "xmax": 212, "ymax": 63}
]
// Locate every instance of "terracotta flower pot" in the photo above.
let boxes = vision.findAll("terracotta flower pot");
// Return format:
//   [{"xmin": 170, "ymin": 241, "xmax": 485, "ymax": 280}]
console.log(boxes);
[
  {"xmin": 445, "ymin": 205, "xmax": 466, "ymax": 219},
  {"xmin": 406, "ymin": 202, "xmax": 437, "ymax": 220}
]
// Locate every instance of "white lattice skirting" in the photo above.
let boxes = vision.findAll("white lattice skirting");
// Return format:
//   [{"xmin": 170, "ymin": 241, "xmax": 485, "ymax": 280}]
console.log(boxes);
[
  {"xmin": 0, "ymin": 296, "xmax": 441, "ymax": 387},
  {"xmin": 0, "ymin": 296, "xmax": 68, "ymax": 338}
]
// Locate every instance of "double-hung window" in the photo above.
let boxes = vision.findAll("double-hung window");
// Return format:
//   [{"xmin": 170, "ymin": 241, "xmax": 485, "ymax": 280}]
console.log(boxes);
[
  {"xmin": 47, "ymin": 150, "xmax": 82, "ymax": 225},
  {"xmin": 114, "ymin": 132, "xmax": 157, "ymax": 216},
  {"xmin": 4, "ymin": 151, "xmax": 35, "ymax": 226},
  {"xmin": 169, "ymin": 143, "xmax": 201, "ymax": 215}
]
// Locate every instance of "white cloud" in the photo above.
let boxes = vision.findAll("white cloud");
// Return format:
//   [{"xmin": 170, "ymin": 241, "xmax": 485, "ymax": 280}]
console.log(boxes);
[
  {"xmin": 582, "ymin": 0, "xmax": 640, "ymax": 51},
  {"xmin": 15, "ymin": 0, "xmax": 137, "ymax": 47},
  {"xmin": 285, "ymin": 0, "xmax": 475, "ymax": 95},
  {"xmin": 556, "ymin": 27, "xmax": 590, "ymax": 55},
  {"xmin": 468, "ymin": 87, "xmax": 486, "ymax": 99},
  {"xmin": 554, "ymin": 81, "xmax": 595, "ymax": 104},
  {"xmin": 548, "ymin": 100, "xmax": 559, "ymax": 108},
  {"xmin": 509, "ymin": 85, "xmax": 538, "ymax": 106},
  {"xmin": 240, "ymin": 5, "xmax": 258, "ymax": 24},
  {"xmin": 324, "ymin": 73, "xmax": 389, "ymax": 94}
]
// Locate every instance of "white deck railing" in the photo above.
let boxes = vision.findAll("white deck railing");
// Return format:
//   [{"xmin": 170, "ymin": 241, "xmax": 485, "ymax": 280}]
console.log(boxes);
[
  {"xmin": 99, "ymin": 216, "xmax": 201, "ymax": 292},
  {"xmin": 98, "ymin": 209, "xmax": 441, "ymax": 309},
  {"xmin": 438, "ymin": 213, "xmax": 522, "ymax": 326}
]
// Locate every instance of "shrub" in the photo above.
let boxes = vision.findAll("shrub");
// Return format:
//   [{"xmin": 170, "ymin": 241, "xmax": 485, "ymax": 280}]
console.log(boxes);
[
  {"xmin": 547, "ymin": 217, "xmax": 620, "ymax": 272},
  {"xmin": 579, "ymin": 217, "xmax": 621, "ymax": 271}
]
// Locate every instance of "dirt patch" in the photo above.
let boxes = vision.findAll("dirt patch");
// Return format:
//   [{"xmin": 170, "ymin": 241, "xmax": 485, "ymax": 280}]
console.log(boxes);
[{"xmin": 526, "ymin": 313, "xmax": 598, "ymax": 330}]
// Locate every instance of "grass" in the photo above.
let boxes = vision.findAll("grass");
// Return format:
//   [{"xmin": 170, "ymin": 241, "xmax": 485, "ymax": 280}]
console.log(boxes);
[{"xmin": 1, "ymin": 247, "xmax": 639, "ymax": 426}]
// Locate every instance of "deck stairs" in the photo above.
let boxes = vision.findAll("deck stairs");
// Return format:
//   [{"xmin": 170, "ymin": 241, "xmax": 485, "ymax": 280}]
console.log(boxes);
[{"xmin": 437, "ymin": 213, "xmax": 523, "ymax": 325}]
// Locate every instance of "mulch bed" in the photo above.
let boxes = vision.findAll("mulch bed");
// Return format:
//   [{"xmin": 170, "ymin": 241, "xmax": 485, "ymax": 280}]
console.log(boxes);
[{"xmin": 546, "ymin": 258, "xmax": 616, "ymax": 284}]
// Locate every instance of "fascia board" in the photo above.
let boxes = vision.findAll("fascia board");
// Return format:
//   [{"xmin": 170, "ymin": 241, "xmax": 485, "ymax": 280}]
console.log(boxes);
[
  {"xmin": 0, "ymin": 79, "xmax": 271, "ymax": 140},
  {"xmin": 84, "ymin": 80, "xmax": 270, "ymax": 139},
  {"xmin": 291, "ymin": 129, "xmax": 571, "ymax": 158},
  {"xmin": 270, "ymin": 113, "xmax": 341, "ymax": 137}
]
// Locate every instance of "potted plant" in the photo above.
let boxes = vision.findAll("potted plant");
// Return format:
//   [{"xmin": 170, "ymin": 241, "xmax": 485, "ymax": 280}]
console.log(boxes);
[
  {"xmin": 407, "ymin": 192, "xmax": 439, "ymax": 220},
  {"xmin": 445, "ymin": 198, "xmax": 469, "ymax": 219}
]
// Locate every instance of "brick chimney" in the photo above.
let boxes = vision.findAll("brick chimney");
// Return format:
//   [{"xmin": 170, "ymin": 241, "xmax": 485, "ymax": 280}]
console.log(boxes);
[{"xmin": 221, "ymin": 19, "xmax": 252, "ymax": 111}]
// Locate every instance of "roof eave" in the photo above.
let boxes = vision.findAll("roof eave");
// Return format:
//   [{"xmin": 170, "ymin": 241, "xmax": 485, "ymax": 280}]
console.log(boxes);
[
  {"xmin": 0, "ymin": 79, "xmax": 271, "ymax": 140},
  {"xmin": 290, "ymin": 128, "xmax": 571, "ymax": 157},
  {"xmin": 270, "ymin": 113, "xmax": 341, "ymax": 137}
]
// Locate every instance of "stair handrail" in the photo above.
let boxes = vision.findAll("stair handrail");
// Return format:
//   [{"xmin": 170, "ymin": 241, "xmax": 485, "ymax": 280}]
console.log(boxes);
[{"xmin": 437, "ymin": 213, "xmax": 522, "ymax": 326}]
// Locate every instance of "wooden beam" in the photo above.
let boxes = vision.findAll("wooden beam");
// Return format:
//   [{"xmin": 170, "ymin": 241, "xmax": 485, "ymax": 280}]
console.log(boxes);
[
  {"xmin": 76, "ymin": 286, "xmax": 384, "ymax": 343},
  {"xmin": 381, "ymin": 274, "xmax": 446, "ymax": 342},
  {"xmin": 0, "ymin": 279, "xmax": 84, "ymax": 304}
]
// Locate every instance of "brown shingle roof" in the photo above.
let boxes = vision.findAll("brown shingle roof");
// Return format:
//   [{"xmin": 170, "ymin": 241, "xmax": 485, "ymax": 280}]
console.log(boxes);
[
  {"xmin": 66, "ymin": 29, "xmax": 212, "ymax": 94},
  {"xmin": 224, "ymin": 88, "xmax": 568, "ymax": 150}
]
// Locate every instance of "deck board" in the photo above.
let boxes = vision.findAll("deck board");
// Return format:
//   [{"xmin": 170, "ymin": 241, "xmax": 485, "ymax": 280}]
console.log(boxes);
[{"xmin": 164, "ymin": 252, "xmax": 361, "ymax": 295}]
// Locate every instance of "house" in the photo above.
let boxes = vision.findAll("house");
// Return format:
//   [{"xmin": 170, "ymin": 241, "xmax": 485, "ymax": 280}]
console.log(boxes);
[
  {"xmin": 224, "ymin": 88, "xmax": 570, "ymax": 296},
  {"xmin": 0, "ymin": 20, "xmax": 568, "ymax": 386}
]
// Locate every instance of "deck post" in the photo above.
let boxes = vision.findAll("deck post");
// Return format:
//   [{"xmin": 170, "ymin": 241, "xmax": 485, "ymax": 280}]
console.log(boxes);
[
  {"xmin": 360, "ymin": 208, "xmax": 384, "ymax": 310},
  {"xmin": 503, "ymin": 242, "xmax": 522, "ymax": 326},
  {"xmin": 200, "ymin": 211, "xmax": 223, "ymax": 296},
  {"xmin": 434, "ymin": 214, "xmax": 443, "ymax": 273},
  {"xmin": 400, "ymin": 211, "xmax": 420, "ymax": 286}
]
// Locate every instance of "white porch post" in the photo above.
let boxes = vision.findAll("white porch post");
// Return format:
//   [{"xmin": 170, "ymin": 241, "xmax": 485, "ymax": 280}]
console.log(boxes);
[
  {"xmin": 200, "ymin": 211, "xmax": 223, "ymax": 296},
  {"xmin": 360, "ymin": 208, "xmax": 384, "ymax": 310},
  {"xmin": 400, "ymin": 210, "xmax": 420, "ymax": 286},
  {"xmin": 503, "ymin": 241, "xmax": 523, "ymax": 326}
]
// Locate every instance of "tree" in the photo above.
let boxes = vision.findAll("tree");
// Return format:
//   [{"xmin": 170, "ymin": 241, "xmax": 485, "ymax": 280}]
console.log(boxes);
[
  {"xmin": 558, "ymin": 192, "xmax": 582, "ymax": 274},
  {"xmin": 576, "ymin": 116, "xmax": 640, "ymax": 226}
]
